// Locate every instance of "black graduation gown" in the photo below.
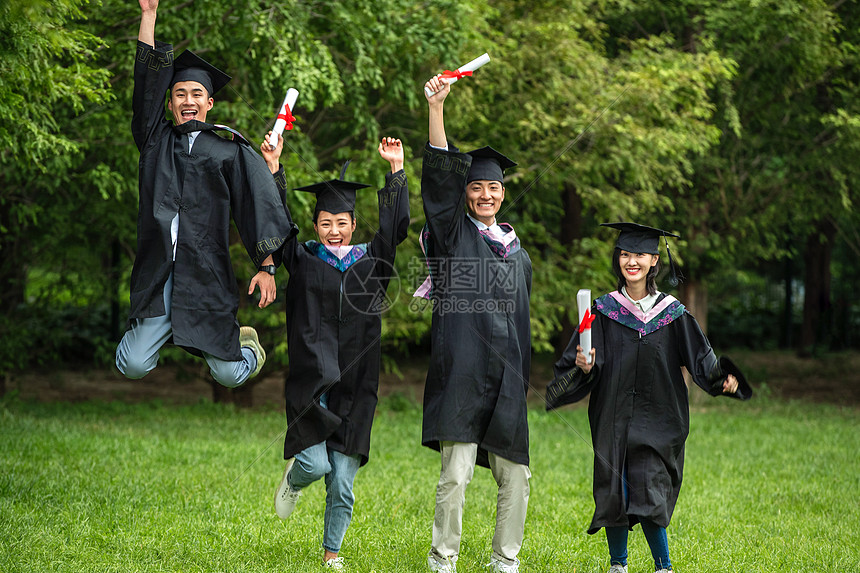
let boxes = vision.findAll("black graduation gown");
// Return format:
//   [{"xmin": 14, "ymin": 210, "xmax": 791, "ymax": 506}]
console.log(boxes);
[
  {"xmin": 546, "ymin": 291, "xmax": 752, "ymax": 533},
  {"xmin": 420, "ymin": 143, "xmax": 533, "ymax": 468},
  {"xmin": 278, "ymin": 169, "xmax": 409, "ymax": 466},
  {"xmin": 129, "ymin": 41, "xmax": 293, "ymax": 361}
]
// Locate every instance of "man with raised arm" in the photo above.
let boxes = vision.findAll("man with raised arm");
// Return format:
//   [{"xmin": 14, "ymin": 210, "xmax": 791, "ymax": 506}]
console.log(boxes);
[
  {"xmin": 418, "ymin": 74, "xmax": 532, "ymax": 573},
  {"xmin": 116, "ymin": 0, "xmax": 294, "ymax": 387}
]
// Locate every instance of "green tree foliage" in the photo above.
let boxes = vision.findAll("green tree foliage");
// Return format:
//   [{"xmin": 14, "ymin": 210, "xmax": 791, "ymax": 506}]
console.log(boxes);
[
  {"xmin": 0, "ymin": 0, "xmax": 116, "ymax": 370},
  {"xmin": 1, "ymin": 0, "xmax": 858, "ymax": 380}
]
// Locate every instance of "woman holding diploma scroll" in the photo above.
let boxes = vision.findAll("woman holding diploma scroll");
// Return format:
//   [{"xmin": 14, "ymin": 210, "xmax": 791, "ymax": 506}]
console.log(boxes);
[
  {"xmin": 546, "ymin": 223, "xmax": 753, "ymax": 573},
  {"xmin": 420, "ymin": 74, "xmax": 532, "ymax": 573},
  {"xmin": 263, "ymin": 133, "xmax": 409, "ymax": 571}
]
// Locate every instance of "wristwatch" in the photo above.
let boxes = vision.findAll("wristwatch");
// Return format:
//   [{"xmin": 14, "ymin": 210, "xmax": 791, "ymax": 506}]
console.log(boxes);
[{"xmin": 259, "ymin": 264, "xmax": 277, "ymax": 276}]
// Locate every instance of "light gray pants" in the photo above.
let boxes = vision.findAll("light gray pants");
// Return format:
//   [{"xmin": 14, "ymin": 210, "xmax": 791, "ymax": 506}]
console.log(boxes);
[
  {"xmin": 430, "ymin": 441, "xmax": 531, "ymax": 566},
  {"xmin": 115, "ymin": 271, "xmax": 255, "ymax": 387}
]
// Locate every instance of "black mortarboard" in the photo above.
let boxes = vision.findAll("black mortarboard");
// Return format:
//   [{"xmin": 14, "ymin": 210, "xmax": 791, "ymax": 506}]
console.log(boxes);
[
  {"xmin": 601, "ymin": 222, "xmax": 684, "ymax": 286},
  {"xmin": 466, "ymin": 146, "xmax": 517, "ymax": 183},
  {"xmin": 295, "ymin": 161, "xmax": 372, "ymax": 216},
  {"xmin": 171, "ymin": 50, "xmax": 231, "ymax": 97}
]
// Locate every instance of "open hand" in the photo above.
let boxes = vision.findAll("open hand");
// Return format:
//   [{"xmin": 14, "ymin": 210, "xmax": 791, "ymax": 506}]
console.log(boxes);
[
  {"xmin": 378, "ymin": 137, "xmax": 404, "ymax": 171},
  {"xmin": 248, "ymin": 272, "xmax": 277, "ymax": 308},
  {"xmin": 139, "ymin": 0, "xmax": 159, "ymax": 12}
]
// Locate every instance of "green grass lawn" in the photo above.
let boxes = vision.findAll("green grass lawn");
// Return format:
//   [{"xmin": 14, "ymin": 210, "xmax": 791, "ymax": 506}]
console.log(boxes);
[{"xmin": 1, "ymin": 394, "xmax": 857, "ymax": 573}]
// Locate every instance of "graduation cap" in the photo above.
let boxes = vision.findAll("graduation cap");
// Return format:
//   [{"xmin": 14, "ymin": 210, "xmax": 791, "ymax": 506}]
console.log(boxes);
[
  {"xmin": 466, "ymin": 146, "xmax": 517, "ymax": 183},
  {"xmin": 295, "ymin": 160, "xmax": 372, "ymax": 216},
  {"xmin": 601, "ymin": 222, "xmax": 684, "ymax": 286},
  {"xmin": 170, "ymin": 50, "xmax": 231, "ymax": 97}
]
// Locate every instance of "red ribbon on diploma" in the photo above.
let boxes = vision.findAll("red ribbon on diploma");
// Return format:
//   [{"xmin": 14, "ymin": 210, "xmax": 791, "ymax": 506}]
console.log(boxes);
[
  {"xmin": 441, "ymin": 69, "xmax": 473, "ymax": 80},
  {"xmin": 277, "ymin": 107, "xmax": 295, "ymax": 131},
  {"xmin": 578, "ymin": 308, "xmax": 596, "ymax": 333}
]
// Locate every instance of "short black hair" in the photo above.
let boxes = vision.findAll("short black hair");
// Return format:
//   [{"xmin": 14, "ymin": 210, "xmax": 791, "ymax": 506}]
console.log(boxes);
[{"xmin": 611, "ymin": 247, "xmax": 662, "ymax": 295}]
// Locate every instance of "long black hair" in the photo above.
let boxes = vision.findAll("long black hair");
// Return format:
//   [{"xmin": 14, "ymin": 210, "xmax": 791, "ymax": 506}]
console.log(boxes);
[{"xmin": 611, "ymin": 247, "xmax": 663, "ymax": 295}]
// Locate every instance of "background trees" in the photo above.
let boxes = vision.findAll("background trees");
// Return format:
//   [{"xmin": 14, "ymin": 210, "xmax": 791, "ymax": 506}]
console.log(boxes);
[{"xmin": 1, "ymin": 0, "xmax": 857, "ymax": 391}]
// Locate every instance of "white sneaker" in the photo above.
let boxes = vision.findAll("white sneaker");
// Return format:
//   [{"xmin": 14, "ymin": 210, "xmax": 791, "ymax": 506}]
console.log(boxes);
[
  {"xmin": 427, "ymin": 553, "xmax": 457, "ymax": 573},
  {"xmin": 324, "ymin": 556, "xmax": 345, "ymax": 570},
  {"xmin": 655, "ymin": 569, "xmax": 673, "ymax": 573},
  {"xmin": 608, "ymin": 565, "xmax": 628, "ymax": 573},
  {"xmin": 273, "ymin": 458, "xmax": 301, "ymax": 519},
  {"xmin": 486, "ymin": 556, "xmax": 519, "ymax": 573}
]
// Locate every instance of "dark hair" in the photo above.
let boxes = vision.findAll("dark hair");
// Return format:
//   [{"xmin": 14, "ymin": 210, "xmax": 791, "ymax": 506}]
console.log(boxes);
[
  {"xmin": 611, "ymin": 247, "xmax": 662, "ymax": 295},
  {"xmin": 313, "ymin": 210, "xmax": 355, "ymax": 224}
]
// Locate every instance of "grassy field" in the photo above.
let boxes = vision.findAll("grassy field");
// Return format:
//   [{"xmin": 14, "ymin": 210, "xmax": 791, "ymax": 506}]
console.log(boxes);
[{"xmin": 1, "ymin": 393, "xmax": 858, "ymax": 573}]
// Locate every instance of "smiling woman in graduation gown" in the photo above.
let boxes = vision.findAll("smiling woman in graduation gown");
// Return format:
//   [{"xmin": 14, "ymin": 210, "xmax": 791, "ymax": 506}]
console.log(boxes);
[
  {"xmin": 546, "ymin": 223, "xmax": 752, "ymax": 538},
  {"xmin": 131, "ymin": 40, "xmax": 293, "ymax": 361},
  {"xmin": 276, "ymin": 164, "xmax": 410, "ymax": 465}
]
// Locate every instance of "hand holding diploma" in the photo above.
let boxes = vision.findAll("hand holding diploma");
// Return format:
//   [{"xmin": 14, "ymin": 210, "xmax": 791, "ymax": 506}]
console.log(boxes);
[
  {"xmin": 267, "ymin": 88, "xmax": 299, "ymax": 150},
  {"xmin": 576, "ymin": 289, "xmax": 596, "ymax": 371},
  {"xmin": 423, "ymin": 53, "xmax": 490, "ymax": 98}
]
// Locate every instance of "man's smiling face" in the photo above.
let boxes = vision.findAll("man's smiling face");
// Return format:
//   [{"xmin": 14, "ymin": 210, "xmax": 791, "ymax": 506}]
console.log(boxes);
[{"xmin": 167, "ymin": 81, "xmax": 214, "ymax": 125}]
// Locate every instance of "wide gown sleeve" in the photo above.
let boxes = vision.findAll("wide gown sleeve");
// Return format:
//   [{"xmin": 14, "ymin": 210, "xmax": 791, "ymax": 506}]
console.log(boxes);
[
  {"xmin": 545, "ymin": 308, "xmax": 603, "ymax": 409},
  {"xmin": 676, "ymin": 313, "xmax": 753, "ymax": 400},
  {"xmin": 132, "ymin": 40, "xmax": 174, "ymax": 152},
  {"xmin": 369, "ymin": 169, "xmax": 410, "ymax": 281},
  {"xmin": 230, "ymin": 148, "xmax": 297, "ymax": 269},
  {"xmin": 420, "ymin": 143, "xmax": 472, "ymax": 255}
]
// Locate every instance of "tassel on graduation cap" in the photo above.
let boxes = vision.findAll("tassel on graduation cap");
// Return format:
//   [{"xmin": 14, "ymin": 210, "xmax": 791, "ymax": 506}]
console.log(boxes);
[
  {"xmin": 664, "ymin": 235, "xmax": 684, "ymax": 287},
  {"xmin": 339, "ymin": 159, "xmax": 351, "ymax": 181}
]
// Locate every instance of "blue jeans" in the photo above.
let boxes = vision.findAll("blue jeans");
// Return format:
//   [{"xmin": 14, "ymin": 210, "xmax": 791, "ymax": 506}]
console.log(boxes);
[
  {"xmin": 115, "ymin": 271, "xmax": 256, "ymax": 387},
  {"xmin": 606, "ymin": 463, "xmax": 672, "ymax": 570},
  {"xmin": 288, "ymin": 395, "xmax": 361, "ymax": 554}
]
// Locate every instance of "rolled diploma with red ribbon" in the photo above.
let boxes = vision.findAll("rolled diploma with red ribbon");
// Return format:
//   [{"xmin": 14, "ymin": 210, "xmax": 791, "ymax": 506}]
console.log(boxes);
[
  {"xmin": 424, "ymin": 53, "xmax": 491, "ymax": 98},
  {"xmin": 577, "ymin": 289, "xmax": 593, "ymax": 364},
  {"xmin": 267, "ymin": 88, "xmax": 299, "ymax": 150}
]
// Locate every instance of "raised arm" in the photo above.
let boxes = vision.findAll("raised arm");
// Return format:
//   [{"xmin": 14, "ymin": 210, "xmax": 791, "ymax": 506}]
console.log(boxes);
[
  {"xmin": 370, "ymin": 137, "xmax": 409, "ymax": 267},
  {"xmin": 138, "ymin": 0, "xmax": 158, "ymax": 47},
  {"xmin": 425, "ymin": 74, "xmax": 450, "ymax": 148}
]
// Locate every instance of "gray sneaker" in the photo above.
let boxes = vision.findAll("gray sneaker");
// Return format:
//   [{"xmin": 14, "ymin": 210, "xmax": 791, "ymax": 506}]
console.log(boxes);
[
  {"xmin": 239, "ymin": 326, "xmax": 266, "ymax": 378},
  {"xmin": 274, "ymin": 458, "xmax": 301, "ymax": 519},
  {"xmin": 608, "ymin": 565, "xmax": 628, "ymax": 573}
]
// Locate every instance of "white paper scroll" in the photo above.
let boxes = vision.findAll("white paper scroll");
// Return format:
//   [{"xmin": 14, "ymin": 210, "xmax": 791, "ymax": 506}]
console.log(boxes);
[
  {"xmin": 577, "ymin": 289, "xmax": 593, "ymax": 364},
  {"xmin": 267, "ymin": 88, "xmax": 299, "ymax": 150},
  {"xmin": 424, "ymin": 53, "xmax": 491, "ymax": 98}
]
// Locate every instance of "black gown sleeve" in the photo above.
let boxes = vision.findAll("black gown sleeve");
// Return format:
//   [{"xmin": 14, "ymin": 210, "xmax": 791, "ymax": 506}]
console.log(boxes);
[
  {"xmin": 545, "ymin": 308, "xmax": 602, "ymax": 410},
  {"xmin": 132, "ymin": 40, "xmax": 174, "ymax": 152},
  {"xmin": 271, "ymin": 165, "xmax": 300, "ymax": 270},
  {"xmin": 229, "ymin": 147, "xmax": 297, "ymax": 268},
  {"xmin": 677, "ymin": 313, "xmax": 753, "ymax": 400},
  {"xmin": 369, "ymin": 169, "xmax": 410, "ymax": 278},
  {"xmin": 420, "ymin": 142, "xmax": 472, "ymax": 254}
]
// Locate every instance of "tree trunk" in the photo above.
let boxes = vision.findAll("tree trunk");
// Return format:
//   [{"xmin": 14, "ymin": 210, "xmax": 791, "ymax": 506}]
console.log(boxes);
[
  {"xmin": 555, "ymin": 182, "xmax": 584, "ymax": 358},
  {"xmin": 799, "ymin": 219, "xmax": 835, "ymax": 356},
  {"xmin": 782, "ymin": 257, "xmax": 794, "ymax": 348},
  {"xmin": 0, "ymin": 195, "xmax": 26, "ymax": 316},
  {"xmin": 680, "ymin": 279, "xmax": 709, "ymax": 335}
]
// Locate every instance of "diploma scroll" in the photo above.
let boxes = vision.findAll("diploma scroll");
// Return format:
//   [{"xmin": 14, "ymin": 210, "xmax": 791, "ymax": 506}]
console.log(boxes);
[
  {"xmin": 424, "ymin": 53, "xmax": 491, "ymax": 98},
  {"xmin": 577, "ymin": 289, "xmax": 593, "ymax": 364},
  {"xmin": 267, "ymin": 88, "xmax": 299, "ymax": 150}
]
